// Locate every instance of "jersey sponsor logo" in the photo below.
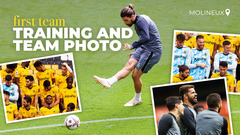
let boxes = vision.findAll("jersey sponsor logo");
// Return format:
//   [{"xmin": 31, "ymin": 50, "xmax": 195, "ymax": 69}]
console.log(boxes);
[
  {"xmin": 65, "ymin": 95, "xmax": 76, "ymax": 98},
  {"xmin": 195, "ymin": 57, "xmax": 207, "ymax": 61},
  {"xmin": 175, "ymin": 55, "xmax": 186, "ymax": 58}
]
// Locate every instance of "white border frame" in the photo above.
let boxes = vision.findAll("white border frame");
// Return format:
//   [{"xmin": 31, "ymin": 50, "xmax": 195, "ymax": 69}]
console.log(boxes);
[
  {"xmin": 170, "ymin": 30, "xmax": 240, "ymax": 83},
  {"xmin": 150, "ymin": 77, "xmax": 233, "ymax": 135},
  {"xmin": 0, "ymin": 52, "xmax": 82, "ymax": 124}
]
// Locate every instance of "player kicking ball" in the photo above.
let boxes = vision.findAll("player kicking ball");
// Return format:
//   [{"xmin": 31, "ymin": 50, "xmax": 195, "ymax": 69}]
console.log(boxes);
[{"xmin": 94, "ymin": 4, "xmax": 162, "ymax": 106}]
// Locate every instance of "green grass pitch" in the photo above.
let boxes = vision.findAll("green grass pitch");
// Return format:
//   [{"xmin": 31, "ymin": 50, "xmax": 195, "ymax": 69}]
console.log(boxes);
[{"xmin": 0, "ymin": 0, "xmax": 240, "ymax": 134}]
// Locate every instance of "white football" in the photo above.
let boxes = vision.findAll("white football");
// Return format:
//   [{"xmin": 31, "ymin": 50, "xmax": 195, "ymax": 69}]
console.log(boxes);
[{"xmin": 65, "ymin": 115, "xmax": 80, "ymax": 130}]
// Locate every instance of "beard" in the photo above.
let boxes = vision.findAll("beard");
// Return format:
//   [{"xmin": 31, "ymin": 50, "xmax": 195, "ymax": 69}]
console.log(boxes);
[{"xmin": 188, "ymin": 94, "xmax": 198, "ymax": 105}]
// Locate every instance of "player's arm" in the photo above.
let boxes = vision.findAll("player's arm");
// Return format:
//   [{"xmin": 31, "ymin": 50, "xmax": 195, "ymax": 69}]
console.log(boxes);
[
  {"xmin": 9, "ymin": 85, "xmax": 19, "ymax": 102},
  {"xmin": 179, "ymin": 108, "xmax": 196, "ymax": 134},
  {"xmin": 130, "ymin": 19, "xmax": 150, "ymax": 50},
  {"xmin": 213, "ymin": 43, "xmax": 219, "ymax": 59},
  {"xmin": 51, "ymin": 94, "xmax": 60, "ymax": 107},
  {"xmin": 77, "ymin": 98, "xmax": 79, "ymax": 109},
  {"xmin": 41, "ymin": 96, "xmax": 48, "ymax": 108},
  {"xmin": 221, "ymin": 117, "xmax": 228, "ymax": 135},
  {"xmin": 229, "ymin": 77, "xmax": 236, "ymax": 92},
  {"xmin": 60, "ymin": 98, "xmax": 65, "ymax": 110},
  {"xmin": 62, "ymin": 63, "xmax": 74, "ymax": 77},
  {"xmin": 205, "ymin": 50, "xmax": 211, "ymax": 79},
  {"xmin": 213, "ymin": 53, "xmax": 220, "ymax": 71},
  {"xmin": 228, "ymin": 55, "xmax": 237, "ymax": 70},
  {"xmin": 158, "ymin": 115, "xmax": 172, "ymax": 135},
  {"xmin": 51, "ymin": 69, "xmax": 55, "ymax": 84},
  {"xmin": 13, "ymin": 107, "xmax": 19, "ymax": 120},
  {"xmin": 186, "ymin": 49, "xmax": 197, "ymax": 69},
  {"xmin": 34, "ymin": 94, "xmax": 39, "ymax": 108},
  {"xmin": 235, "ymin": 46, "xmax": 240, "ymax": 60},
  {"xmin": 21, "ymin": 94, "xmax": 25, "ymax": 107}
]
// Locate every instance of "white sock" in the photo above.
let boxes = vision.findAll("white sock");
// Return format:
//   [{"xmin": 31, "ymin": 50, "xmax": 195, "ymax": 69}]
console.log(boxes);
[
  {"xmin": 134, "ymin": 92, "xmax": 141, "ymax": 101},
  {"xmin": 107, "ymin": 76, "xmax": 118, "ymax": 85}
]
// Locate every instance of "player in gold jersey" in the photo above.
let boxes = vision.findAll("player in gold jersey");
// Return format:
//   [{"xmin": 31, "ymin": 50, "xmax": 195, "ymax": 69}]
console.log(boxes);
[
  {"xmin": 19, "ymin": 96, "xmax": 39, "ymax": 119},
  {"xmin": 21, "ymin": 75, "xmax": 40, "ymax": 108},
  {"xmin": 62, "ymin": 103, "xmax": 78, "ymax": 113},
  {"xmin": 211, "ymin": 61, "xmax": 235, "ymax": 92},
  {"xmin": 184, "ymin": 33, "xmax": 196, "ymax": 49},
  {"xmin": 4, "ymin": 91, "xmax": 19, "ymax": 121},
  {"xmin": 214, "ymin": 35, "xmax": 236, "ymax": 54},
  {"xmin": 60, "ymin": 77, "xmax": 78, "ymax": 110},
  {"xmin": 40, "ymin": 95, "xmax": 60, "ymax": 116},
  {"xmin": 55, "ymin": 63, "xmax": 74, "ymax": 91},
  {"xmin": 15, "ymin": 61, "xmax": 30, "ymax": 90},
  {"xmin": 34, "ymin": 60, "xmax": 55, "ymax": 90},
  {"xmin": 1, "ymin": 63, "xmax": 17, "ymax": 83},
  {"xmin": 41, "ymin": 80, "xmax": 60, "ymax": 108},
  {"xmin": 172, "ymin": 65, "xmax": 193, "ymax": 83},
  {"xmin": 235, "ymin": 36, "xmax": 240, "ymax": 81}
]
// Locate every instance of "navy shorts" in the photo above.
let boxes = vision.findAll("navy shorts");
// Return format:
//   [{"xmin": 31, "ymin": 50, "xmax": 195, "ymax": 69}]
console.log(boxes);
[{"xmin": 131, "ymin": 47, "xmax": 162, "ymax": 73}]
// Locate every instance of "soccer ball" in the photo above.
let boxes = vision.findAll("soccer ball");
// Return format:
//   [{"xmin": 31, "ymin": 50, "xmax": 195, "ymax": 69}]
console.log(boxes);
[{"xmin": 65, "ymin": 115, "xmax": 80, "ymax": 130}]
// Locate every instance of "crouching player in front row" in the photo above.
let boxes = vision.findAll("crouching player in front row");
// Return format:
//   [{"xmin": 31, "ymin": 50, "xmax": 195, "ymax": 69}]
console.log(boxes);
[
  {"xmin": 40, "ymin": 95, "xmax": 60, "ymax": 116},
  {"xmin": 4, "ymin": 91, "xmax": 19, "ymax": 121},
  {"xmin": 19, "ymin": 96, "xmax": 39, "ymax": 119}
]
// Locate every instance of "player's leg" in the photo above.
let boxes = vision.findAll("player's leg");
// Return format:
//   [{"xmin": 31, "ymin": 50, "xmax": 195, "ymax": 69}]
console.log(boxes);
[
  {"xmin": 94, "ymin": 58, "xmax": 138, "ymax": 88},
  {"xmin": 124, "ymin": 50, "xmax": 162, "ymax": 106},
  {"xmin": 123, "ymin": 68, "xmax": 143, "ymax": 107}
]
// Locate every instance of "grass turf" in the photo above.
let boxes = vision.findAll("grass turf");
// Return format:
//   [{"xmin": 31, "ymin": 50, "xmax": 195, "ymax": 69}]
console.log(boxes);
[{"xmin": 0, "ymin": 0, "xmax": 240, "ymax": 134}]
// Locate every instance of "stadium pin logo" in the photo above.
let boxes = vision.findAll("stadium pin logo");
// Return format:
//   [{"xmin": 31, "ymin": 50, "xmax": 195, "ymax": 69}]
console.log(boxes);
[{"xmin": 225, "ymin": 9, "xmax": 230, "ymax": 16}]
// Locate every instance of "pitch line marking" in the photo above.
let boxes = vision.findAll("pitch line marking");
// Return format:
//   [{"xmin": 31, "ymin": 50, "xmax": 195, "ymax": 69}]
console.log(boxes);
[{"xmin": 0, "ymin": 116, "xmax": 153, "ymax": 133}]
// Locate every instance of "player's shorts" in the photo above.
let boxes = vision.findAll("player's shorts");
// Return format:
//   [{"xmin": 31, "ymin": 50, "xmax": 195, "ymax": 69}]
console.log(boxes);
[{"xmin": 131, "ymin": 47, "xmax": 162, "ymax": 73}]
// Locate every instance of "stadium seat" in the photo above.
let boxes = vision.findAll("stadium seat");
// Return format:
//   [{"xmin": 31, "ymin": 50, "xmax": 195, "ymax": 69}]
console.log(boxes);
[
  {"xmin": 52, "ymin": 64, "xmax": 59, "ymax": 70},
  {"xmin": 1, "ymin": 65, "xmax": 6, "ymax": 70},
  {"xmin": 40, "ymin": 59, "xmax": 48, "ymax": 64},
  {"xmin": 44, "ymin": 64, "xmax": 52, "ymax": 69},
  {"xmin": 47, "ymin": 58, "xmax": 54, "ymax": 64}
]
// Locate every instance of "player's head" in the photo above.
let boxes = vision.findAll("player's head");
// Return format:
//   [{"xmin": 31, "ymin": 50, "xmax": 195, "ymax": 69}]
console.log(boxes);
[
  {"xmin": 166, "ymin": 96, "xmax": 185, "ymax": 116},
  {"xmin": 66, "ymin": 77, "xmax": 73, "ymax": 88},
  {"xmin": 46, "ymin": 95, "xmax": 53, "ymax": 105},
  {"xmin": 206, "ymin": 93, "xmax": 222, "ymax": 113},
  {"xmin": 5, "ymin": 75, "xmax": 12, "ymax": 87},
  {"xmin": 23, "ymin": 96, "xmax": 32, "ymax": 108},
  {"xmin": 25, "ymin": 75, "xmax": 34, "ymax": 87},
  {"xmin": 67, "ymin": 103, "xmax": 75, "ymax": 112},
  {"xmin": 223, "ymin": 35, "xmax": 230, "ymax": 39},
  {"xmin": 193, "ymin": 104, "xmax": 204, "ymax": 114},
  {"xmin": 176, "ymin": 34, "xmax": 185, "ymax": 48},
  {"xmin": 223, "ymin": 41, "xmax": 231, "ymax": 54},
  {"xmin": 178, "ymin": 65, "xmax": 190, "ymax": 79},
  {"xmin": 6, "ymin": 63, "xmax": 17, "ymax": 73},
  {"xmin": 22, "ymin": 61, "xmax": 30, "ymax": 68},
  {"xmin": 43, "ymin": 80, "xmax": 51, "ymax": 91},
  {"xmin": 62, "ymin": 63, "xmax": 68, "ymax": 75},
  {"xmin": 34, "ymin": 61, "xmax": 44, "ymax": 71},
  {"xmin": 219, "ymin": 61, "xmax": 228, "ymax": 77},
  {"xmin": 3, "ymin": 91, "xmax": 10, "ymax": 103},
  {"xmin": 185, "ymin": 33, "xmax": 193, "ymax": 38},
  {"xmin": 120, "ymin": 4, "xmax": 136, "ymax": 27},
  {"xmin": 196, "ymin": 35, "xmax": 204, "ymax": 50},
  {"xmin": 179, "ymin": 85, "xmax": 198, "ymax": 106}
]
